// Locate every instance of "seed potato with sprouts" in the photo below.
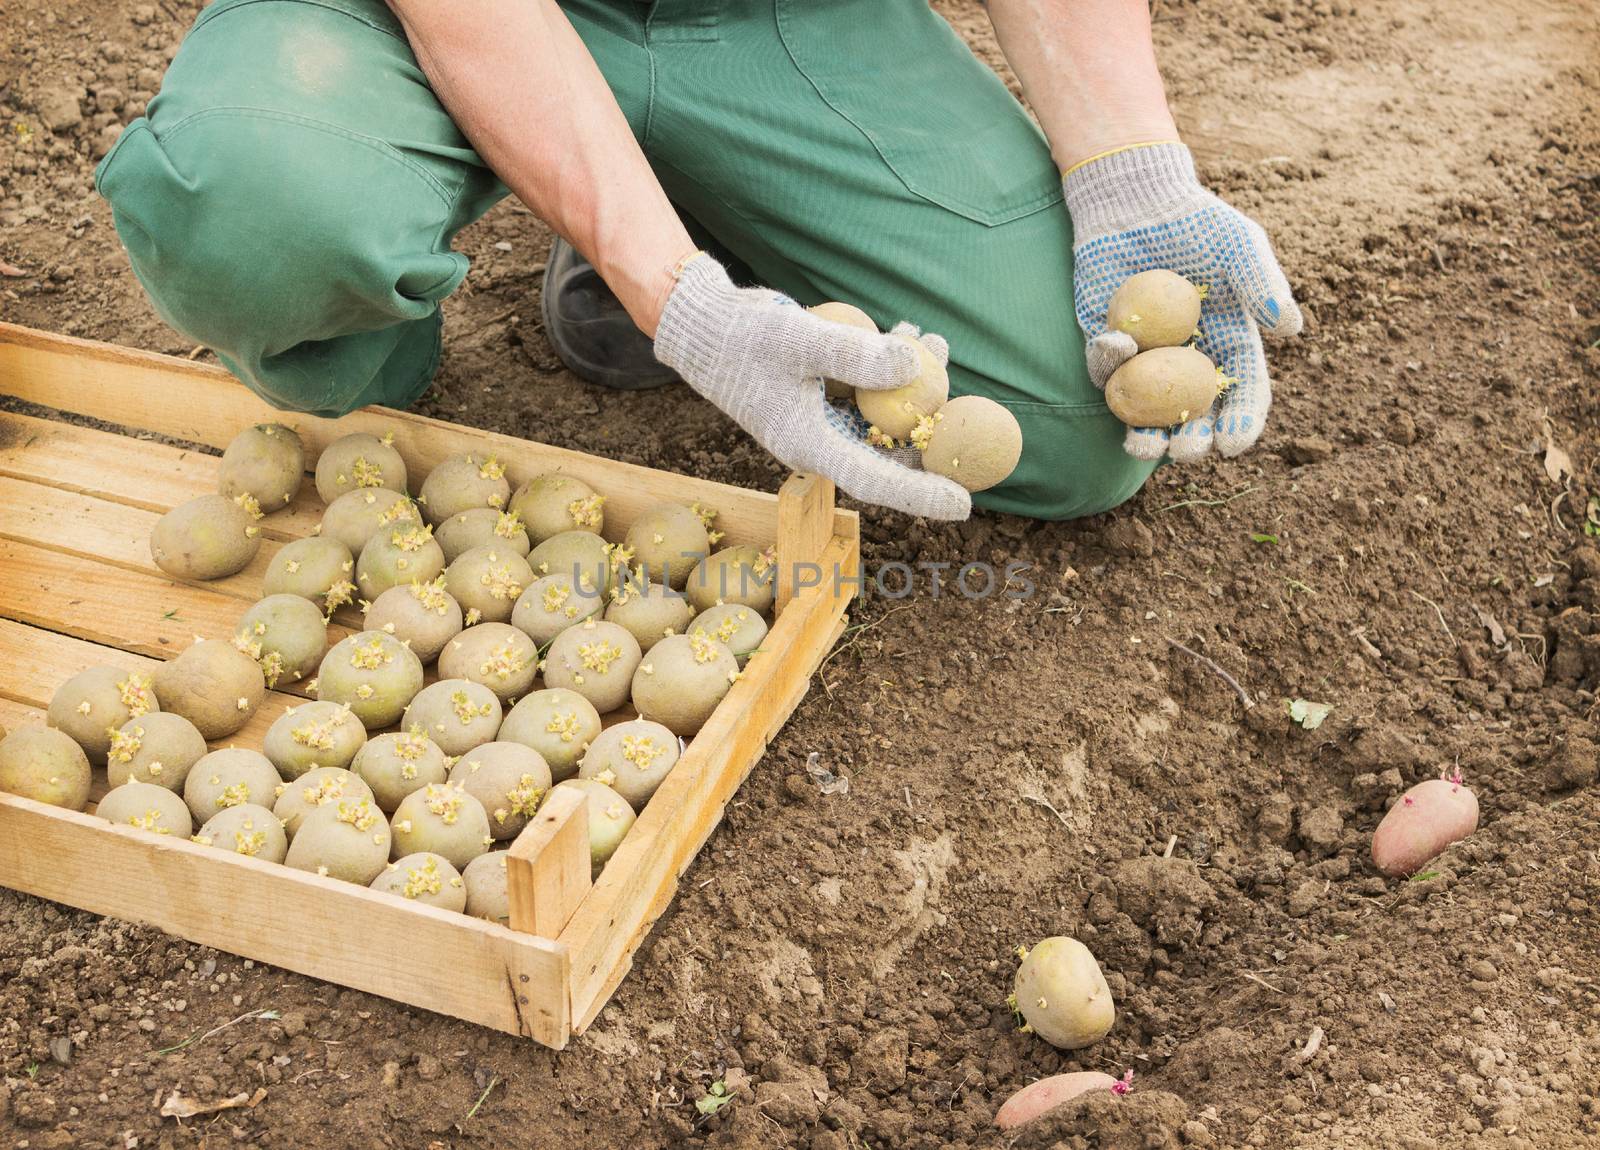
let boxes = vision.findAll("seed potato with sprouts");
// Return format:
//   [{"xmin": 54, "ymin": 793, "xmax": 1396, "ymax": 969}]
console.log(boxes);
[
  {"xmin": 401, "ymin": 679, "xmax": 503, "ymax": 757},
  {"xmin": 219, "ymin": 422, "xmax": 305, "ymax": 513},
  {"xmin": 1372, "ymin": 774, "xmax": 1480, "ymax": 878},
  {"xmin": 370, "ymin": 851, "xmax": 466, "ymax": 911},
  {"xmin": 685, "ymin": 545, "xmax": 777, "ymax": 615},
  {"xmin": 352, "ymin": 727, "xmax": 449, "ymax": 813},
  {"xmin": 183, "ymin": 747, "xmax": 283, "ymax": 823},
  {"xmin": 509, "ymin": 474, "xmax": 605, "ymax": 543},
  {"xmin": 150, "ymin": 493, "xmax": 262, "ymax": 580},
  {"xmin": 390, "ymin": 782, "xmax": 492, "ymax": 870},
  {"xmin": 919, "ymin": 395, "xmax": 1023, "ymax": 493},
  {"xmin": 808, "ymin": 300, "xmax": 877, "ymax": 399},
  {"xmin": 356, "ymin": 522, "xmax": 445, "ymax": 600},
  {"xmin": 624, "ymin": 503, "xmax": 710, "ymax": 589},
  {"xmin": 436, "ymin": 508, "xmax": 531, "ymax": 564},
  {"xmin": 362, "ymin": 576, "xmax": 463, "ymax": 663},
  {"xmin": 526, "ymin": 529, "xmax": 617, "ymax": 598},
  {"xmin": 496, "ymin": 688, "xmax": 601, "ymax": 782},
  {"xmin": 315, "ymin": 631, "xmax": 424, "ymax": 729},
  {"xmin": 314, "ymin": 432, "xmax": 408, "ymax": 504},
  {"xmin": 450, "ymin": 741, "xmax": 551, "ymax": 840},
  {"xmin": 47, "ymin": 665, "xmax": 158, "ymax": 764},
  {"xmin": 419, "ymin": 453, "xmax": 511, "ymax": 524},
  {"xmin": 553, "ymin": 777, "xmax": 636, "ymax": 877},
  {"xmin": 1105, "ymin": 346, "xmax": 1224, "ymax": 428},
  {"xmin": 511, "ymin": 571, "xmax": 605, "ymax": 646},
  {"xmin": 320, "ymin": 487, "xmax": 419, "ymax": 555},
  {"xmin": 273, "ymin": 765, "xmax": 375, "ymax": 837},
  {"xmin": 605, "ymin": 576, "xmax": 695, "ymax": 653},
  {"xmin": 631, "ymin": 631, "xmax": 739, "ymax": 736},
  {"xmin": 285, "ymin": 797, "xmax": 391, "ymax": 884},
  {"xmin": 1012, "ymin": 936, "xmax": 1115, "ymax": 1050},
  {"xmin": 98, "ymin": 781, "xmax": 193, "ymax": 837},
  {"xmin": 262, "ymin": 700, "xmax": 367, "ymax": 779},
  {"xmin": 232, "ymin": 594, "xmax": 329, "ymax": 688},
  {"xmin": 689, "ymin": 603, "xmax": 768, "ymax": 663},
  {"xmin": 445, "ymin": 545, "xmax": 534, "ymax": 626},
  {"xmin": 262, "ymin": 536, "xmax": 357, "ymax": 614},
  {"xmin": 1105, "ymin": 269, "xmax": 1204, "ymax": 351},
  {"xmin": 106, "ymin": 712, "xmax": 207, "ymax": 791},
  {"xmin": 0, "ymin": 727, "xmax": 92, "ymax": 809},
  {"xmin": 995, "ymin": 1072, "xmax": 1124, "ymax": 1130},
  {"xmin": 152, "ymin": 639, "xmax": 265, "ymax": 739},
  {"xmin": 462, "ymin": 851, "xmax": 510, "ymax": 924},
  {"xmin": 542, "ymin": 618, "xmax": 641, "ymax": 714},
  {"xmin": 855, "ymin": 333, "xmax": 949, "ymax": 442},
  {"xmin": 437, "ymin": 623, "xmax": 539, "ymax": 704},
  {"xmin": 194, "ymin": 802, "xmax": 289, "ymax": 863},
  {"xmin": 578, "ymin": 719, "xmax": 680, "ymax": 810}
]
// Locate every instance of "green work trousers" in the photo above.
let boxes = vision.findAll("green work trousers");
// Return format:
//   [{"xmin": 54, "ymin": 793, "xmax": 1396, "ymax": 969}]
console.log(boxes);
[{"xmin": 95, "ymin": 0, "xmax": 1158, "ymax": 519}]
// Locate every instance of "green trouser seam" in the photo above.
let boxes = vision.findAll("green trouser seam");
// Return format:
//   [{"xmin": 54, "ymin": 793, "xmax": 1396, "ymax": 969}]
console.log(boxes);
[{"xmin": 190, "ymin": 0, "xmax": 406, "ymax": 43}]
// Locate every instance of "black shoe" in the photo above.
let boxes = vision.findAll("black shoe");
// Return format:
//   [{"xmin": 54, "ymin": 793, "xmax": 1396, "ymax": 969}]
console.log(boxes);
[{"xmin": 540, "ymin": 238, "xmax": 679, "ymax": 390}]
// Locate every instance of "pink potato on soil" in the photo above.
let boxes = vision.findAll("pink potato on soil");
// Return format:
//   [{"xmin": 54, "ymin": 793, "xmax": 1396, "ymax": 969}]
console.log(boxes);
[
  {"xmin": 1371, "ymin": 776, "xmax": 1479, "ymax": 877},
  {"xmin": 995, "ymin": 1072, "xmax": 1120, "ymax": 1130}
]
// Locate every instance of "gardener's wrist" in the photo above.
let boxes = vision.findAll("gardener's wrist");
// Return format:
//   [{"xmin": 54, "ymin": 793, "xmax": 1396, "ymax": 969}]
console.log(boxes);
[{"xmin": 1061, "ymin": 141, "xmax": 1202, "ymax": 238}]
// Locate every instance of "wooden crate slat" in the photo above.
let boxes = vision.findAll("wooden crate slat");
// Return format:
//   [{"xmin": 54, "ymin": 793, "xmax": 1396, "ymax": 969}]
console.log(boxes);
[
  {"xmin": 560, "ymin": 536, "xmax": 857, "ymax": 1021},
  {"xmin": 0, "ymin": 792, "xmax": 570, "ymax": 1044},
  {"xmin": 0, "ymin": 411, "xmax": 324, "ymax": 540},
  {"xmin": 0, "ymin": 322, "xmax": 858, "ymax": 548}
]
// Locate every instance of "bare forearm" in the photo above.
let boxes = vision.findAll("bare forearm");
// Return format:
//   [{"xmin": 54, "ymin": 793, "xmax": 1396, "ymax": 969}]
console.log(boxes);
[
  {"xmin": 987, "ymin": 0, "xmax": 1178, "ymax": 171},
  {"xmin": 385, "ymin": 0, "xmax": 695, "ymax": 335}
]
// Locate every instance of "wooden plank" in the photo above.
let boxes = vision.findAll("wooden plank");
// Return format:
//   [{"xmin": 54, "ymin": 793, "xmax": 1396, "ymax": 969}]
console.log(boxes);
[
  {"xmin": 0, "ymin": 617, "xmax": 308, "ymax": 746},
  {"xmin": 0, "ymin": 791, "xmax": 570, "ymax": 1044},
  {"xmin": 0, "ymin": 323, "xmax": 862, "ymax": 548},
  {"xmin": 560, "ymin": 534, "xmax": 857, "ymax": 1021},
  {"xmin": 507, "ymin": 786, "xmax": 591, "ymax": 940},
  {"xmin": 775, "ymin": 473, "xmax": 836, "ymax": 614},
  {"xmin": 0, "ymin": 411, "xmax": 324, "ymax": 540}
]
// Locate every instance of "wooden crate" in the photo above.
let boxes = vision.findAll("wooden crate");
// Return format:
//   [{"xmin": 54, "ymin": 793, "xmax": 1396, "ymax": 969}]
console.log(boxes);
[{"xmin": 0, "ymin": 323, "xmax": 857, "ymax": 1048}]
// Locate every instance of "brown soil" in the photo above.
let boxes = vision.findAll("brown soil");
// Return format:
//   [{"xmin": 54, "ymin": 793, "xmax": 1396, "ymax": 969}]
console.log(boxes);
[{"xmin": 3, "ymin": 1, "xmax": 1600, "ymax": 1148}]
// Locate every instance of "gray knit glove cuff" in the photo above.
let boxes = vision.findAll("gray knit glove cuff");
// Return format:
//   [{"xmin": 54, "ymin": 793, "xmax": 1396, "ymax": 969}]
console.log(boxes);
[{"xmin": 654, "ymin": 256, "xmax": 971, "ymax": 521}]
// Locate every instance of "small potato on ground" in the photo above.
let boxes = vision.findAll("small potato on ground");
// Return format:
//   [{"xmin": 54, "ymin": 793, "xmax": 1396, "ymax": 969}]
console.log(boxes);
[
  {"xmin": 509, "ymin": 474, "xmax": 605, "ymax": 543},
  {"xmin": 401, "ymin": 679, "xmax": 503, "ymax": 758},
  {"xmin": 284, "ymin": 797, "xmax": 391, "ymax": 884},
  {"xmin": 624, "ymin": 503, "xmax": 710, "ymax": 590},
  {"xmin": 152, "ymin": 639, "xmax": 266, "ymax": 740},
  {"xmin": 445, "ymin": 545, "xmax": 534, "ymax": 626},
  {"xmin": 497, "ymin": 688, "xmax": 601, "ymax": 782},
  {"xmin": 183, "ymin": 747, "xmax": 283, "ymax": 823},
  {"xmin": 106, "ymin": 712, "xmax": 208, "ymax": 791},
  {"xmin": 684, "ymin": 545, "xmax": 776, "ymax": 615},
  {"xmin": 437, "ymin": 623, "xmax": 539, "ymax": 705},
  {"xmin": 320, "ymin": 488, "xmax": 419, "ymax": 556},
  {"xmin": 0, "ymin": 727, "xmax": 92, "ymax": 809},
  {"xmin": 1105, "ymin": 346, "xmax": 1222, "ymax": 429},
  {"xmin": 352, "ymin": 728, "xmax": 449, "ymax": 813},
  {"xmin": 541, "ymin": 619, "xmax": 641, "ymax": 714},
  {"xmin": 578, "ymin": 719, "xmax": 680, "ymax": 810},
  {"xmin": 1105, "ymin": 269, "xmax": 1204, "ymax": 351},
  {"xmin": 195, "ymin": 803, "xmax": 288, "ymax": 863},
  {"xmin": 631, "ymin": 631, "xmax": 739, "ymax": 736},
  {"xmin": 262, "ymin": 700, "xmax": 367, "ymax": 779},
  {"xmin": 47, "ymin": 665, "xmax": 158, "ymax": 764},
  {"xmin": 918, "ymin": 395, "xmax": 1023, "ymax": 493},
  {"xmin": 1371, "ymin": 774, "xmax": 1479, "ymax": 878},
  {"xmin": 362, "ymin": 576, "xmax": 463, "ymax": 664},
  {"xmin": 449, "ymin": 741, "xmax": 551, "ymax": 840},
  {"xmin": 262, "ymin": 536, "xmax": 357, "ymax": 615},
  {"xmin": 1012, "ymin": 936, "xmax": 1115, "ymax": 1050},
  {"xmin": 219, "ymin": 422, "xmax": 305, "ymax": 513},
  {"xmin": 370, "ymin": 851, "xmax": 466, "ymax": 911},
  {"xmin": 390, "ymin": 782, "xmax": 493, "ymax": 870},
  {"xmin": 315, "ymin": 631, "xmax": 425, "ymax": 729},
  {"xmin": 357, "ymin": 523, "xmax": 445, "ymax": 600},
  {"xmin": 150, "ymin": 493, "xmax": 261, "ymax": 581},
  {"xmin": 512, "ymin": 571, "xmax": 604, "ymax": 646},
  {"xmin": 436, "ymin": 508, "xmax": 531, "ymax": 564},
  {"xmin": 232, "ymin": 593, "xmax": 329, "ymax": 688},
  {"xmin": 273, "ymin": 765, "xmax": 375, "ymax": 837},
  {"xmin": 419, "ymin": 453, "xmax": 511, "ymax": 524},
  {"xmin": 97, "ymin": 781, "xmax": 193, "ymax": 837},
  {"xmin": 314, "ymin": 432, "xmax": 408, "ymax": 504},
  {"xmin": 553, "ymin": 777, "xmax": 636, "ymax": 877}
]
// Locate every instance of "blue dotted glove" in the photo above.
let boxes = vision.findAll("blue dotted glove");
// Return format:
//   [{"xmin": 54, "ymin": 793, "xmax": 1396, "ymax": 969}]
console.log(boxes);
[{"xmin": 1065, "ymin": 142, "xmax": 1303, "ymax": 462}]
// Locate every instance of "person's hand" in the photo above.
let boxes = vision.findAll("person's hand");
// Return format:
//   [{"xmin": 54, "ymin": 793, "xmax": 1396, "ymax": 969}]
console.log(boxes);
[
  {"xmin": 1065, "ymin": 142, "xmax": 1302, "ymax": 462},
  {"xmin": 653, "ymin": 255, "xmax": 971, "ymax": 520}
]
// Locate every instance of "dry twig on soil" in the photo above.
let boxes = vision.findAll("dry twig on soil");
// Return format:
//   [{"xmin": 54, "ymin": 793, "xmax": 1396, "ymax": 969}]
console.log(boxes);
[{"xmin": 1165, "ymin": 637, "xmax": 1255, "ymax": 710}]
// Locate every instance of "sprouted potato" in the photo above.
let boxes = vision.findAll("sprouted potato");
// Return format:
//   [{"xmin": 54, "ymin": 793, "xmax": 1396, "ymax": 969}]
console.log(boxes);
[
  {"xmin": 0, "ymin": 727, "xmax": 92, "ymax": 809},
  {"xmin": 630, "ymin": 631, "xmax": 739, "ymax": 736},
  {"xmin": 624, "ymin": 503, "xmax": 710, "ymax": 590},
  {"xmin": 195, "ymin": 803, "xmax": 288, "ymax": 863},
  {"xmin": 106, "ymin": 712, "xmax": 207, "ymax": 791},
  {"xmin": 273, "ymin": 765, "xmax": 375, "ymax": 837},
  {"xmin": 320, "ymin": 488, "xmax": 419, "ymax": 556},
  {"xmin": 436, "ymin": 623, "xmax": 539, "ymax": 704},
  {"xmin": 689, "ymin": 603, "xmax": 768, "ymax": 663},
  {"xmin": 262, "ymin": 536, "xmax": 357, "ymax": 615},
  {"xmin": 370, "ymin": 851, "xmax": 466, "ymax": 911},
  {"xmin": 496, "ymin": 688, "xmax": 602, "ymax": 782},
  {"xmin": 183, "ymin": 747, "xmax": 283, "ymax": 823},
  {"xmin": 219, "ymin": 423, "xmax": 305, "ymax": 513},
  {"xmin": 401, "ymin": 679, "xmax": 503, "ymax": 757},
  {"xmin": 511, "ymin": 571, "xmax": 605, "ymax": 646},
  {"xmin": 47, "ymin": 665, "xmax": 158, "ymax": 765},
  {"xmin": 605, "ymin": 576, "xmax": 694, "ymax": 653},
  {"xmin": 552, "ymin": 777, "xmax": 636, "ymax": 877},
  {"xmin": 315, "ymin": 631, "xmax": 424, "ymax": 729},
  {"xmin": 577, "ymin": 719, "xmax": 680, "ymax": 810},
  {"xmin": 152, "ymin": 639, "xmax": 265, "ymax": 739},
  {"xmin": 352, "ymin": 728, "xmax": 449, "ymax": 813},
  {"xmin": 855, "ymin": 334, "xmax": 948, "ymax": 443},
  {"xmin": 390, "ymin": 782, "xmax": 492, "ymax": 870},
  {"xmin": 150, "ymin": 493, "xmax": 261, "ymax": 581},
  {"xmin": 314, "ymin": 432, "xmax": 407, "ymax": 504},
  {"xmin": 509, "ymin": 474, "xmax": 605, "ymax": 543},
  {"xmin": 1011, "ymin": 936, "xmax": 1115, "ymax": 1050},
  {"xmin": 541, "ymin": 619, "xmax": 641, "ymax": 714},
  {"xmin": 97, "ymin": 781, "xmax": 193, "ymax": 837},
  {"xmin": 419, "ymin": 453, "xmax": 511, "ymax": 524},
  {"xmin": 284, "ymin": 797, "xmax": 391, "ymax": 883},
  {"xmin": 362, "ymin": 576, "xmax": 463, "ymax": 664},
  {"xmin": 446, "ymin": 545, "xmax": 534, "ymax": 626},
  {"xmin": 1105, "ymin": 269, "xmax": 1203, "ymax": 351},
  {"xmin": 232, "ymin": 593, "xmax": 329, "ymax": 688},
  {"xmin": 684, "ymin": 545, "xmax": 776, "ymax": 615},
  {"xmin": 262, "ymin": 700, "xmax": 367, "ymax": 779},
  {"xmin": 436, "ymin": 508, "xmax": 531, "ymax": 563}
]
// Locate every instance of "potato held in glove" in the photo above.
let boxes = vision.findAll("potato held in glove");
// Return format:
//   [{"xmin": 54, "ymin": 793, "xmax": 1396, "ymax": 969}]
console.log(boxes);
[
  {"xmin": 1105, "ymin": 269, "xmax": 1203, "ymax": 351},
  {"xmin": 1105, "ymin": 346, "xmax": 1222, "ymax": 429},
  {"xmin": 918, "ymin": 396, "xmax": 1023, "ymax": 494}
]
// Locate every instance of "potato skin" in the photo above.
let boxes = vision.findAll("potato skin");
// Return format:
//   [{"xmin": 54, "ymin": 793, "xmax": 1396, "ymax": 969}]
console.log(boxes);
[
  {"xmin": 47, "ymin": 665, "xmax": 159, "ymax": 765},
  {"xmin": 684, "ymin": 546, "xmax": 776, "ymax": 616},
  {"xmin": 920, "ymin": 395, "xmax": 1023, "ymax": 493},
  {"xmin": 552, "ymin": 777, "xmax": 636, "ymax": 876},
  {"xmin": 605, "ymin": 579, "xmax": 695, "ymax": 653},
  {"xmin": 150, "ymin": 494, "xmax": 261, "ymax": 581},
  {"xmin": 624, "ymin": 503, "xmax": 710, "ymax": 590},
  {"xmin": 0, "ymin": 727, "xmax": 92, "ymax": 809},
  {"xmin": 1371, "ymin": 777, "xmax": 1479, "ymax": 877},
  {"xmin": 462, "ymin": 851, "xmax": 510, "ymax": 924},
  {"xmin": 994, "ymin": 1072, "xmax": 1120, "ymax": 1130},
  {"xmin": 106, "ymin": 712, "xmax": 209, "ymax": 792},
  {"xmin": 855, "ymin": 334, "xmax": 949, "ymax": 441},
  {"xmin": 314, "ymin": 433, "xmax": 408, "ymax": 504},
  {"xmin": 1013, "ymin": 936, "xmax": 1115, "ymax": 1050},
  {"xmin": 97, "ymin": 781, "xmax": 193, "ymax": 837},
  {"xmin": 315, "ymin": 632, "xmax": 425, "ymax": 730},
  {"xmin": 219, "ymin": 423, "xmax": 305, "ymax": 512},
  {"xmin": 1105, "ymin": 346, "xmax": 1220, "ymax": 428},
  {"xmin": 152, "ymin": 640, "xmax": 266, "ymax": 740},
  {"xmin": 1105, "ymin": 269, "xmax": 1203, "ymax": 351},
  {"xmin": 262, "ymin": 536, "xmax": 357, "ymax": 614},
  {"xmin": 630, "ymin": 632, "xmax": 738, "ymax": 736},
  {"xmin": 509, "ymin": 474, "xmax": 605, "ymax": 543},
  {"xmin": 419, "ymin": 453, "xmax": 511, "ymax": 525}
]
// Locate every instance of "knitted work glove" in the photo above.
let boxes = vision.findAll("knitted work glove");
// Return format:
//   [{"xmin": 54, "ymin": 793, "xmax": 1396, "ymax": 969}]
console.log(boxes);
[
  {"xmin": 1065, "ymin": 142, "xmax": 1303, "ymax": 462},
  {"xmin": 654, "ymin": 255, "xmax": 971, "ymax": 521}
]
